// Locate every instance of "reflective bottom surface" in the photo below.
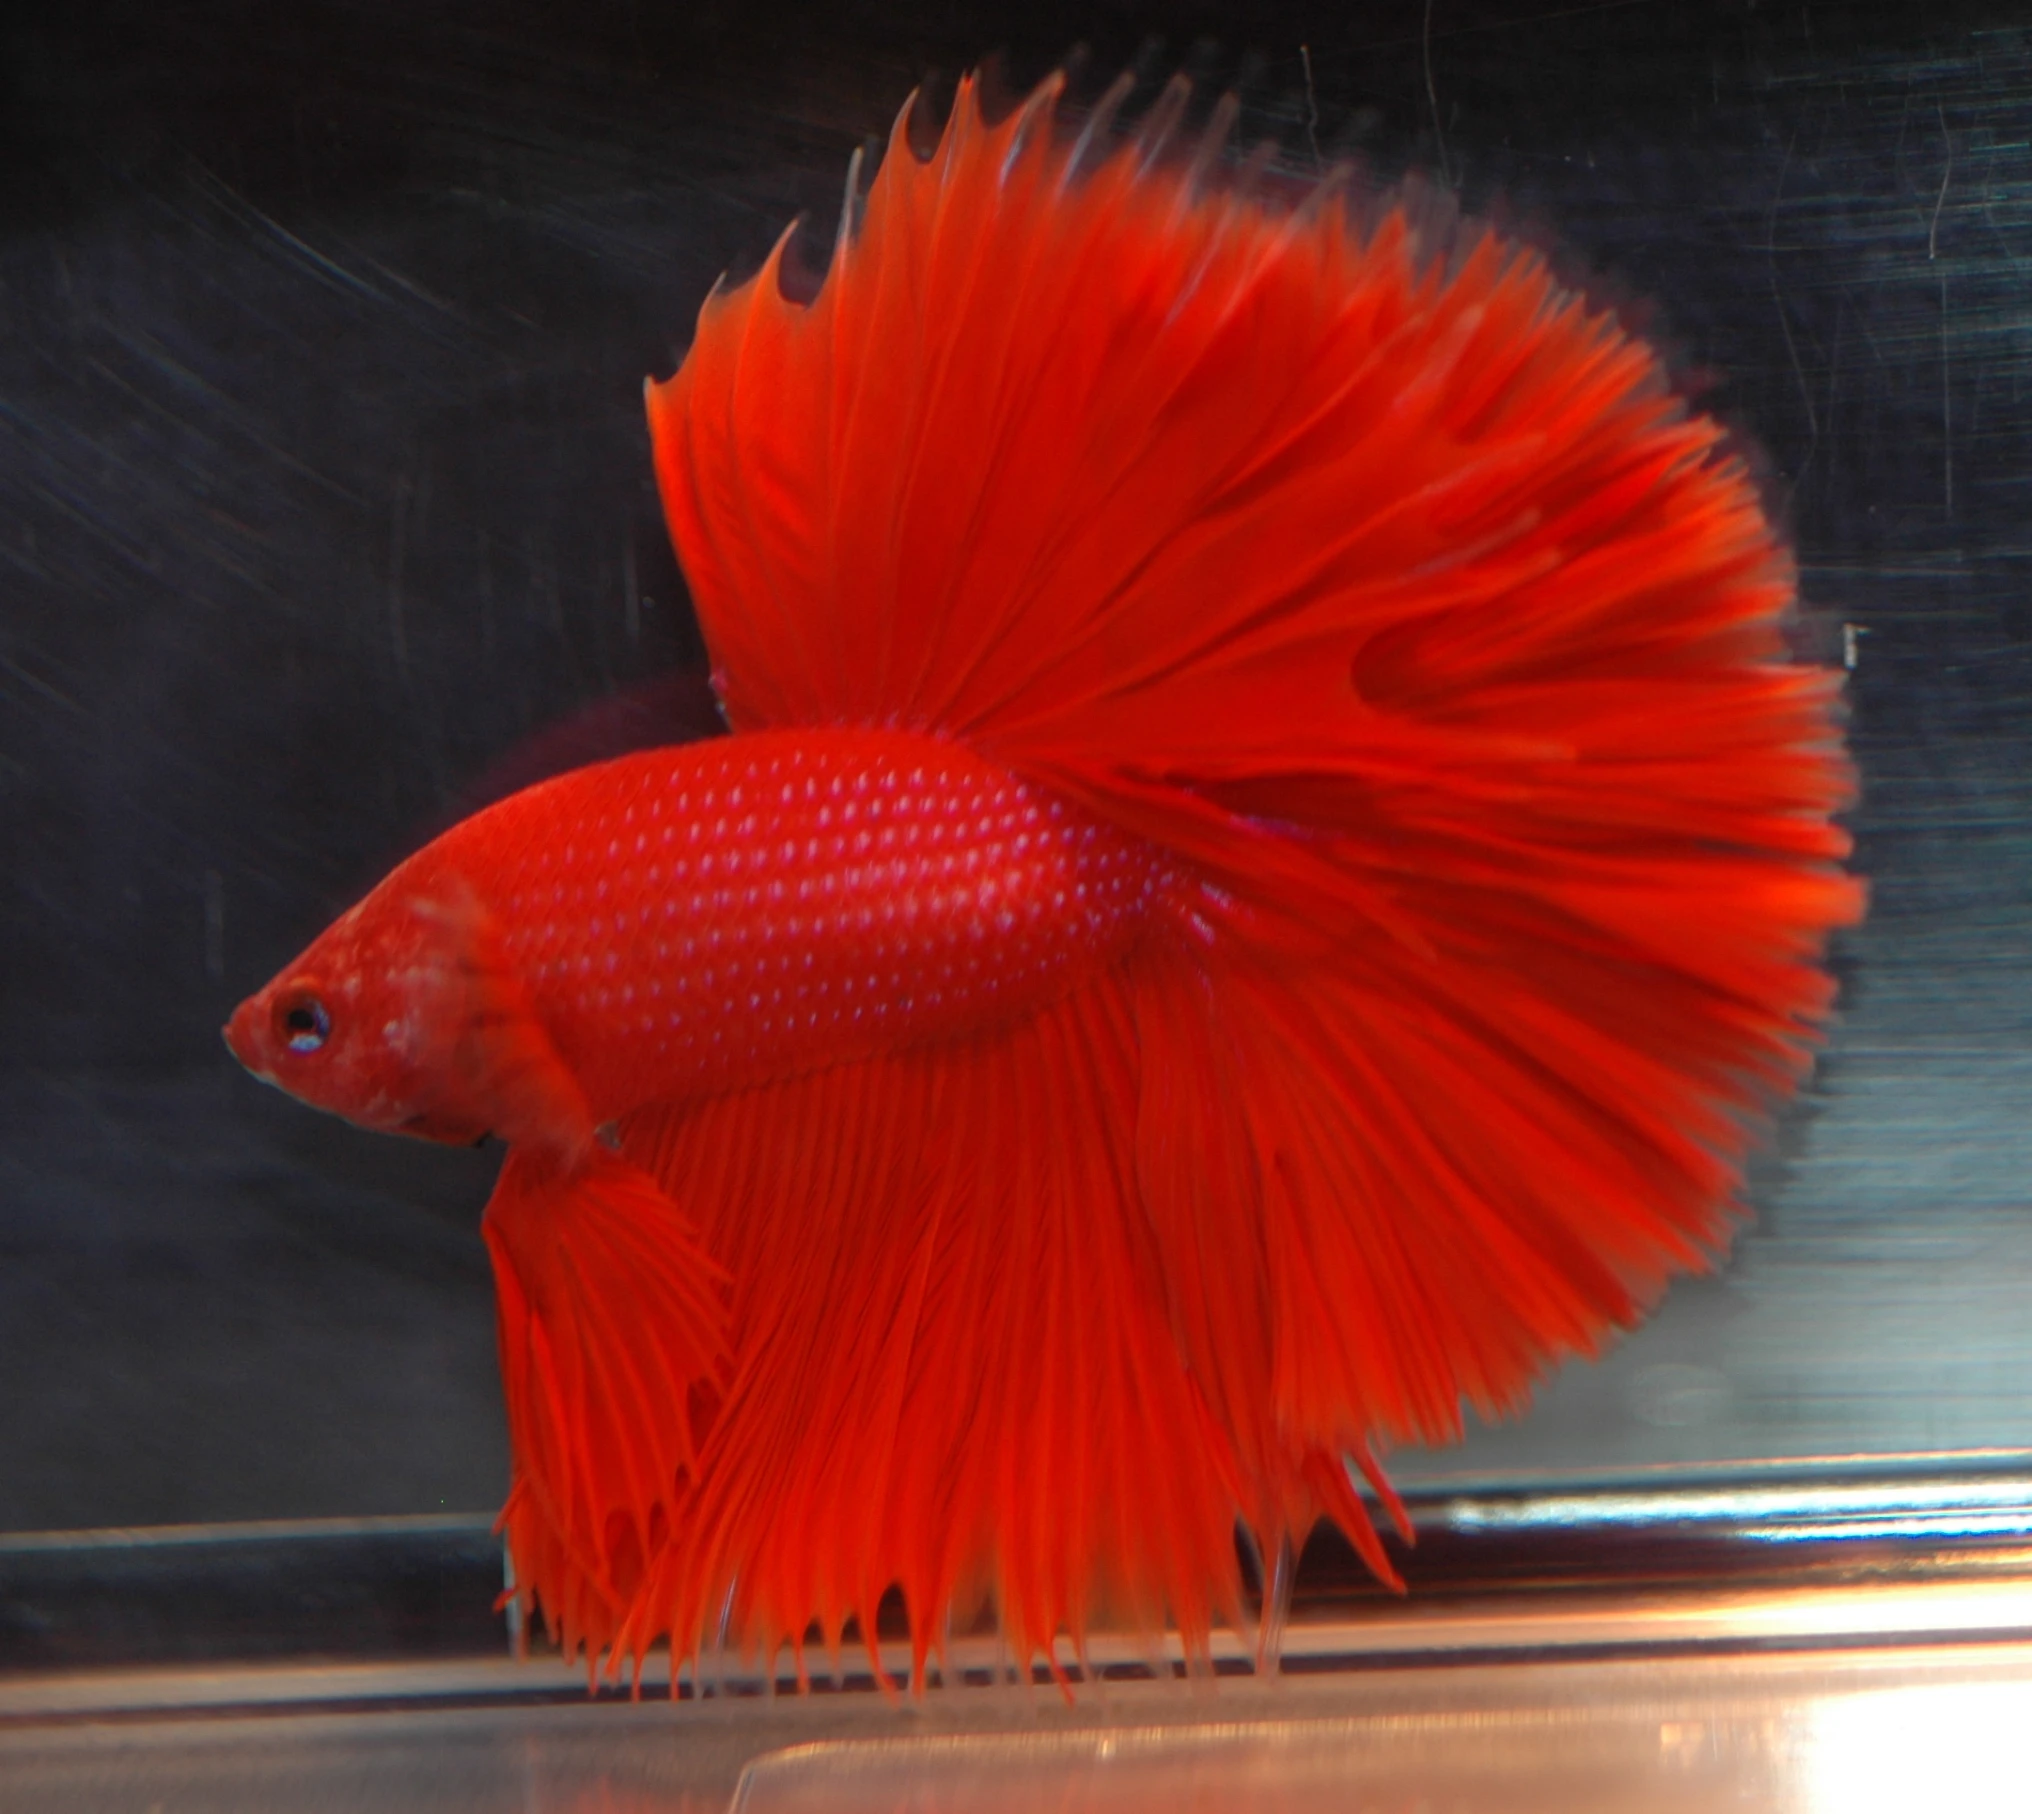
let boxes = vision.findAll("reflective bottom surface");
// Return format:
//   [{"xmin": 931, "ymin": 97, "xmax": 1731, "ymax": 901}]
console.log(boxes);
[{"xmin": 5, "ymin": 1637, "xmax": 2029, "ymax": 1814}]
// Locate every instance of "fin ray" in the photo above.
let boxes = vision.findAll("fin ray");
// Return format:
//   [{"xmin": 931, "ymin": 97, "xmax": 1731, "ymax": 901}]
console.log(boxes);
[
  {"xmin": 631, "ymin": 69, "xmax": 1864, "ymax": 1669},
  {"xmin": 611, "ymin": 973, "xmax": 1256, "ymax": 1684},
  {"xmin": 486, "ymin": 1146, "xmax": 728, "ymax": 1664}
]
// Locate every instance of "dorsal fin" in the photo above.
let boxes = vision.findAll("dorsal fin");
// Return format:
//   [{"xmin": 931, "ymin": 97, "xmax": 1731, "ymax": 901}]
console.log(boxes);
[{"xmin": 645, "ymin": 78, "xmax": 1855, "ymax": 946}]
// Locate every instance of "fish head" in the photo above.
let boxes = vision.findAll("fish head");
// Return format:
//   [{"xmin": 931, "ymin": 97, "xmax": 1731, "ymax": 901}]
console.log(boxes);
[{"xmin": 224, "ymin": 871, "xmax": 494, "ymax": 1146}]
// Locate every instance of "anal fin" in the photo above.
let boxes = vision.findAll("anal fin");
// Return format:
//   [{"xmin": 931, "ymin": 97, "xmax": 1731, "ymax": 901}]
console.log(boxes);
[{"xmin": 608, "ymin": 971, "xmax": 1254, "ymax": 1691}]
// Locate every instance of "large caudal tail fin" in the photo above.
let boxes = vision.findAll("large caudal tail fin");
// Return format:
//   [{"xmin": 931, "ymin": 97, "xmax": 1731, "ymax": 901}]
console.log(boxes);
[{"xmin": 631, "ymin": 74, "xmax": 1864, "ymax": 1676}]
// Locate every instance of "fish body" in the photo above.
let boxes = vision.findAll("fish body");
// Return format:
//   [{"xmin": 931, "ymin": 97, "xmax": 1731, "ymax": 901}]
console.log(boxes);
[
  {"xmin": 228, "ymin": 71, "xmax": 1864, "ymax": 1687},
  {"xmin": 228, "ymin": 728, "xmax": 1161, "ymax": 1140}
]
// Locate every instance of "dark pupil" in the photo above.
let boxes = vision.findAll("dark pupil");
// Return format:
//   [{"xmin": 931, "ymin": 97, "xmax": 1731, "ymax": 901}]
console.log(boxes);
[{"xmin": 282, "ymin": 998, "xmax": 330, "ymax": 1053}]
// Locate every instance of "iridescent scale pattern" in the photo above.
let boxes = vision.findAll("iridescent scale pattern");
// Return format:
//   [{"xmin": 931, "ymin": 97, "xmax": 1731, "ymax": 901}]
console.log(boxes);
[{"xmin": 454, "ymin": 727, "xmax": 1167, "ymax": 1109}]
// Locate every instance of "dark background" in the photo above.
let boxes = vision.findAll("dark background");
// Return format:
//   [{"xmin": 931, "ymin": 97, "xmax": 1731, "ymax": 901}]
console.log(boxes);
[{"xmin": 2, "ymin": 0, "xmax": 2028, "ymax": 1534}]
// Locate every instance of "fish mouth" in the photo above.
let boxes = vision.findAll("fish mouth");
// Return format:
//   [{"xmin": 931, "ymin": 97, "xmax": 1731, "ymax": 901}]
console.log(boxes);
[{"xmin": 222, "ymin": 999, "xmax": 264, "ymax": 1074}]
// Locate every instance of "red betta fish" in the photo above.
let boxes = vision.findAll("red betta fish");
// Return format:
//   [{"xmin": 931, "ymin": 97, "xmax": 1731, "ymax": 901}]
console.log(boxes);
[{"xmin": 226, "ymin": 70, "xmax": 1865, "ymax": 1689}]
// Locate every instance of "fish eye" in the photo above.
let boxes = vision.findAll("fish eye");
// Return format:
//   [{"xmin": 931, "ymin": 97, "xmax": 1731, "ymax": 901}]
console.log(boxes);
[{"xmin": 274, "ymin": 991, "xmax": 332, "ymax": 1054}]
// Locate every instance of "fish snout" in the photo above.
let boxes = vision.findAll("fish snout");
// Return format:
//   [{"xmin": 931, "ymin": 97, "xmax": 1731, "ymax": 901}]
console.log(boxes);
[{"xmin": 222, "ymin": 995, "xmax": 269, "ymax": 1076}]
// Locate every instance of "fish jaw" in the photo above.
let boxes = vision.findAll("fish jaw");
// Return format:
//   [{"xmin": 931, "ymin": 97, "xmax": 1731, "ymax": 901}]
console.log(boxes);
[{"xmin": 224, "ymin": 989, "xmax": 489, "ymax": 1146}]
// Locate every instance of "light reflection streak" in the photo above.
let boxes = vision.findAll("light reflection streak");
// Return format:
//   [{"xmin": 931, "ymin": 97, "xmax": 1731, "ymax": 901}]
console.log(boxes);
[{"xmin": 1443, "ymin": 1472, "xmax": 2032, "ymax": 1540}]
